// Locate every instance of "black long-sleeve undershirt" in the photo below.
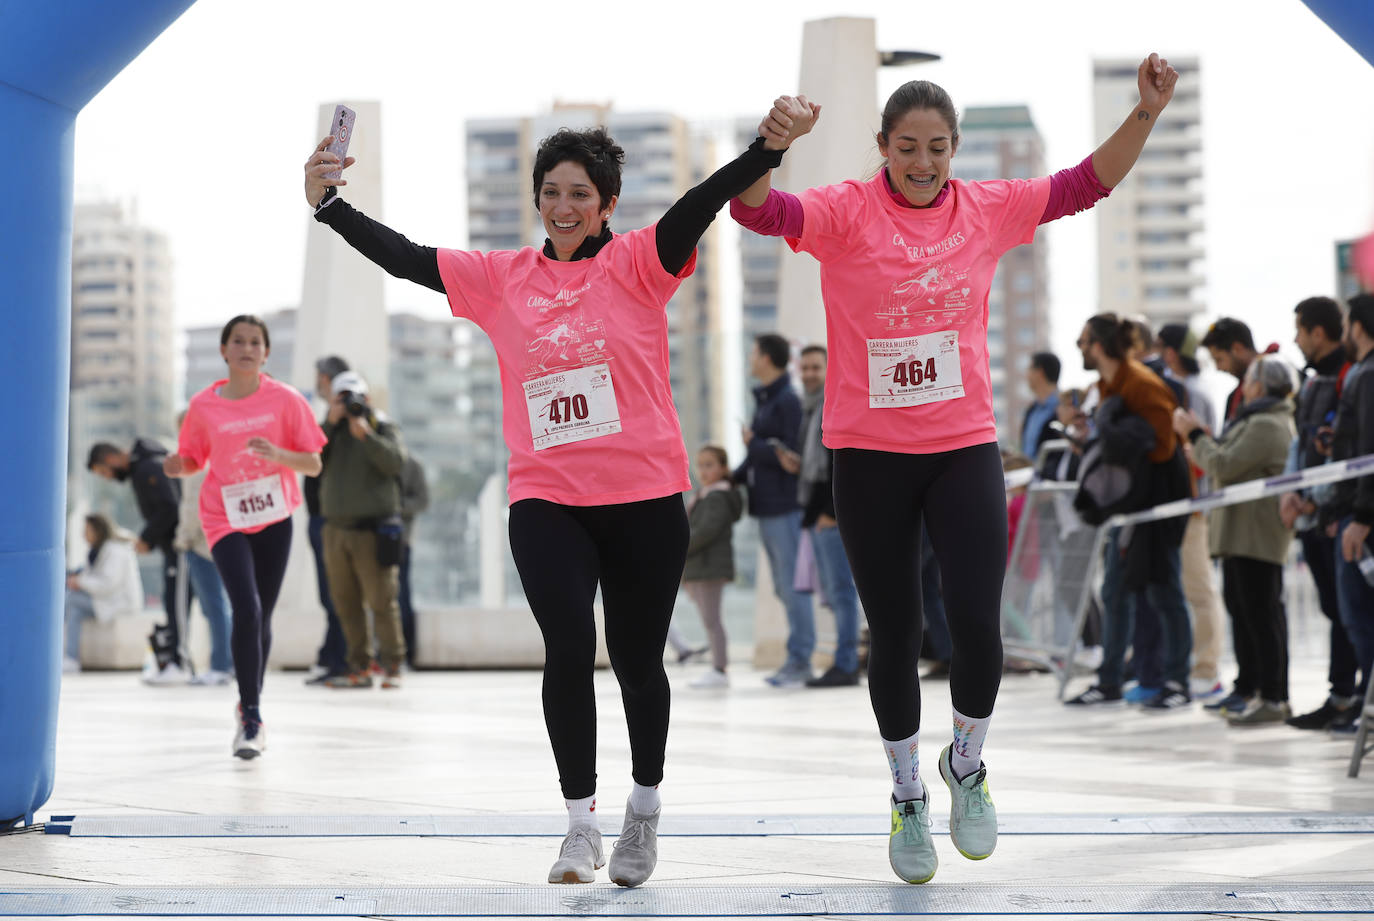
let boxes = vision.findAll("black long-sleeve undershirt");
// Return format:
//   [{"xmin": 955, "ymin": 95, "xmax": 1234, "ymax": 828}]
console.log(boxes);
[{"xmin": 313, "ymin": 138, "xmax": 784, "ymax": 290}]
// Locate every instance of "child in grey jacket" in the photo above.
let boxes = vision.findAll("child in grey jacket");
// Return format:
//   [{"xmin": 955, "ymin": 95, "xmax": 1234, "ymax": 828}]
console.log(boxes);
[{"xmin": 683, "ymin": 445, "xmax": 743, "ymax": 688}]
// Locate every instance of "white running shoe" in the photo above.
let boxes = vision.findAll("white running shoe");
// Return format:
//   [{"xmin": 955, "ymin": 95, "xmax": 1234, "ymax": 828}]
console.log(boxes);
[
  {"xmin": 143, "ymin": 662, "xmax": 188, "ymax": 686},
  {"xmin": 232, "ymin": 704, "xmax": 266, "ymax": 759},
  {"xmin": 191, "ymin": 669, "xmax": 233, "ymax": 687},
  {"xmin": 547, "ymin": 827, "xmax": 604, "ymax": 883},
  {"xmin": 62, "ymin": 657, "xmax": 81, "ymax": 675},
  {"xmin": 689, "ymin": 669, "xmax": 729, "ymax": 689}
]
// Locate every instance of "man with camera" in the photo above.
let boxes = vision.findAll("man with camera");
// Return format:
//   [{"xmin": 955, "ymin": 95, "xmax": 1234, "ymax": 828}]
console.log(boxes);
[{"xmin": 320, "ymin": 370, "xmax": 408, "ymax": 689}]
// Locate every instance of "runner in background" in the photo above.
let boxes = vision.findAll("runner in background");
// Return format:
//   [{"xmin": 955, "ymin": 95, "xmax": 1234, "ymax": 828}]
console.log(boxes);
[{"xmin": 164, "ymin": 316, "xmax": 326, "ymax": 760}]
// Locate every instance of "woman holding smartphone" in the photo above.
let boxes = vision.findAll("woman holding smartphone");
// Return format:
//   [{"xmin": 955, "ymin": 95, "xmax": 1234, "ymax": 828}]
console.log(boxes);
[
  {"xmin": 731, "ymin": 55, "xmax": 1178, "ymax": 883},
  {"xmin": 164, "ymin": 315, "xmax": 326, "ymax": 760},
  {"xmin": 302, "ymin": 100, "xmax": 816, "ymax": 887}
]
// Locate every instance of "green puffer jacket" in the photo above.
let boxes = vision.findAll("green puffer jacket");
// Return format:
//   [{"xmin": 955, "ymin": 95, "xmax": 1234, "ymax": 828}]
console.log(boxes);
[
  {"xmin": 1190, "ymin": 396, "xmax": 1295, "ymax": 565},
  {"xmin": 683, "ymin": 483, "xmax": 743, "ymax": 582}
]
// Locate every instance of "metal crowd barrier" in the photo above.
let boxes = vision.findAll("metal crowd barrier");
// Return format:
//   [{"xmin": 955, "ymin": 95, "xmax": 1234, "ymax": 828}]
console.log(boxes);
[{"xmin": 1001, "ymin": 445, "xmax": 1374, "ymax": 778}]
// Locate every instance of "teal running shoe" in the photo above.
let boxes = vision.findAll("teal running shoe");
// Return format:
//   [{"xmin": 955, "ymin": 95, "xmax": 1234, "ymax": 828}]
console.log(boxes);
[
  {"xmin": 938, "ymin": 744, "xmax": 997, "ymax": 859},
  {"xmin": 888, "ymin": 784, "xmax": 937, "ymax": 883}
]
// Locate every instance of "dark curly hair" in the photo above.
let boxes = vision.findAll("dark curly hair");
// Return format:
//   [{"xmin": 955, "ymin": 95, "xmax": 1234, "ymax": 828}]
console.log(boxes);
[{"xmin": 531, "ymin": 127, "xmax": 625, "ymax": 214}]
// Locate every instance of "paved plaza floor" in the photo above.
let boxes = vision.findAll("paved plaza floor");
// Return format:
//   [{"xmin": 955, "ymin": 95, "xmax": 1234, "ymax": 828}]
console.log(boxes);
[{"xmin": 1, "ymin": 642, "xmax": 1371, "ymax": 919}]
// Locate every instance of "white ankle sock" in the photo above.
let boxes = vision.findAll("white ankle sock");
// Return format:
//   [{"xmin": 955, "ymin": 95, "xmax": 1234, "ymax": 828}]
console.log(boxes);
[
  {"xmin": 882, "ymin": 730, "xmax": 922, "ymax": 802},
  {"xmin": 565, "ymin": 794, "xmax": 597, "ymax": 831},
  {"xmin": 950, "ymin": 707, "xmax": 990, "ymax": 779},
  {"xmin": 628, "ymin": 782, "xmax": 660, "ymax": 814}
]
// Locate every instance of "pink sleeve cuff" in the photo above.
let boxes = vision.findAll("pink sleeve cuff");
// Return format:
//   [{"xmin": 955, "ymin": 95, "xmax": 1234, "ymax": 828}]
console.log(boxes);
[
  {"xmin": 729, "ymin": 188, "xmax": 804, "ymax": 238},
  {"xmin": 1039, "ymin": 154, "xmax": 1111, "ymax": 225}
]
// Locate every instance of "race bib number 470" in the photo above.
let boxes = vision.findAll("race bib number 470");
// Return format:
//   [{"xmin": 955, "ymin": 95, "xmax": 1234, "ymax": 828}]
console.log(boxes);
[
  {"xmin": 221, "ymin": 474, "xmax": 289, "ymax": 530},
  {"xmin": 524, "ymin": 363, "xmax": 621, "ymax": 450},
  {"xmin": 867, "ymin": 331, "xmax": 965, "ymax": 408}
]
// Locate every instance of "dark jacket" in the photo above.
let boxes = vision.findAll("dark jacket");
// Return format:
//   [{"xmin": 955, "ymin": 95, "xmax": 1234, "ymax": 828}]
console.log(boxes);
[
  {"xmin": 129, "ymin": 437, "xmax": 180, "ymax": 549},
  {"xmin": 1323, "ymin": 351, "xmax": 1374, "ymax": 527},
  {"xmin": 683, "ymin": 484, "xmax": 743, "ymax": 582},
  {"xmin": 319, "ymin": 412, "xmax": 407, "ymax": 528},
  {"xmin": 399, "ymin": 454, "xmax": 430, "ymax": 543},
  {"xmin": 1295, "ymin": 347, "xmax": 1349, "ymax": 473},
  {"xmin": 733, "ymin": 375, "xmax": 802, "ymax": 517},
  {"xmin": 1097, "ymin": 361, "xmax": 1189, "ymax": 588}
]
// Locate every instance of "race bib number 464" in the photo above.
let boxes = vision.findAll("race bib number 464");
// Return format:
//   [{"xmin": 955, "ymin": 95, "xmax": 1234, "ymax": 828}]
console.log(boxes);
[
  {"xmin": 868, "ymin": 331, "xmax": 965, "ymax": 408},
  {"xmin": 524, "ymin": 363, "xmax": 621, "ymax": 450},
  {"xmin": 221, "ymin": 474, "xmax": 289, "ymax": 530}
]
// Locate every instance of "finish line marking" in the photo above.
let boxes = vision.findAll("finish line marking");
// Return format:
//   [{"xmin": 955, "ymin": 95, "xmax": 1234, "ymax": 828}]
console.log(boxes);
[
  {"xmin": 1, "ymin": 883, "xmax": 1371, "ymax": 916},
  {"xmin": 46, "ymin": 811, "xmax": 1374, "ymax": 838}
]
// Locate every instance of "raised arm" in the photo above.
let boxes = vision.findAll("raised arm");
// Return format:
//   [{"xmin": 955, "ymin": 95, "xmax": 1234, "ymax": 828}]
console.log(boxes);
[
  {"xmin": 1090, "ymin": 53, "xmax": 1179, "ymax": 189},
  {"xmin": 655, "ymin": 96, "xmax": 820, "ymax": 274},
  {"xmin": 304, "ymin": 136, "xmax": 445, "ymax": 293}
]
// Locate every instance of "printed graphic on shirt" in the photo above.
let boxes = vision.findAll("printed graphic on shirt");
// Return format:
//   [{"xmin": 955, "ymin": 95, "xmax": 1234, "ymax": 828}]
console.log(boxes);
[
  {"xmin": 868, "ymin": 332, "xmax": 965, "ymax": 408},
  {"xmin": 213, "ymin": 415, "xmax": 291, "ymax": 529},
  {"xmin": 878, "ymin": 261, "xmax": 975, "ymax": 332},
  {"xmin": 525, "ymin": 314, "xmax": 612, "ymax": 376}
]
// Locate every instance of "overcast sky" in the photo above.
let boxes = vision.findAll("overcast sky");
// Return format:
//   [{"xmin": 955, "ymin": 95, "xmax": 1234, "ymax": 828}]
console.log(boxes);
[{"xmin": 74, "ymin": 0, "xmax": 1374, "ymax": 397}]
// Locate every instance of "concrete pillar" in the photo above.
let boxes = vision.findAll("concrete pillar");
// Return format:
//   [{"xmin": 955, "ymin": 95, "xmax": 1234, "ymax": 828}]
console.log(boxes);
[{"xmin": 754, "ymin": 17, "xmax": 881, "ymax": 672}]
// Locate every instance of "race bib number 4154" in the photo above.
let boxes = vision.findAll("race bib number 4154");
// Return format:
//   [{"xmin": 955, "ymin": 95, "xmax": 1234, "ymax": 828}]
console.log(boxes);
[
  {"xmin": 524, "ymin": 363, "xmax": 621, "ymax": 450},
  {"xmin": 221, "ymin": 474, "xmax": 289, "ymax": 530},
  {"xmin": 867, "ymin": 331, "xmax": 965, "ymax": 408}
]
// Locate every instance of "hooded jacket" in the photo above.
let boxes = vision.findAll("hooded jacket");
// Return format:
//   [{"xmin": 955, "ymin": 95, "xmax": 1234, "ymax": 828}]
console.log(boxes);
[{"xmin": 129, "ymin": 437, "xmax": 180, "ymax": 549}]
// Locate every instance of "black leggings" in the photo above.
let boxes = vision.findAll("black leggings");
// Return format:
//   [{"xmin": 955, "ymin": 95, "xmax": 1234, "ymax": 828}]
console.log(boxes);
[
  {"xmin": 509, "ymin": 494, "xmax": 689, "ymax": 800},
  {"xmin": 211, "ymin": 518, "xmax": 293, "ymax": 709},
  {"xmin": 833, "ymin": 444, "xmax": 1006, "ymax": 740}
]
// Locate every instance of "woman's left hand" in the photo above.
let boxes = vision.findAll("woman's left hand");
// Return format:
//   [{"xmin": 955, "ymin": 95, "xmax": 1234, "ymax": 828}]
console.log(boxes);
[
  {"xmin": 247, "ymin": 437, "xmax": 280, "ymax": 463},
  {"xmin": 1137, "ymin": 53, "xmax": 1179, "ymax": 112}
]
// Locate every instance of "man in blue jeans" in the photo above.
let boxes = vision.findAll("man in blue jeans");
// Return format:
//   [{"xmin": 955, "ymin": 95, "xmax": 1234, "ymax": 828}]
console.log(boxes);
[
  {"xmin": 735, "ymin": 333, "xmax": 814, "ymax": 687},
  {"xmin": 778, "ymin": 345, "xmax": 862, "ymax": 687}
]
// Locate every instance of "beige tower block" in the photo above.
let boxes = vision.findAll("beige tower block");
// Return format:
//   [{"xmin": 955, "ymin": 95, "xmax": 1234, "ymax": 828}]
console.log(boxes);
[
  {"xmin": 292, "ymin": 100, "xmax": 389, "ymax": 409},
  {"xmin": 755, "ymin": 17, "xmax": 882, "ymax": 671}
]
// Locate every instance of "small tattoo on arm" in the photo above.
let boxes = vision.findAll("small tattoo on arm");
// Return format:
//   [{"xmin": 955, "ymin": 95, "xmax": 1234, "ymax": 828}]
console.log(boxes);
[{"xmin": 1136, "ymin": 110, "xmax": 1150, "ymax": 121}]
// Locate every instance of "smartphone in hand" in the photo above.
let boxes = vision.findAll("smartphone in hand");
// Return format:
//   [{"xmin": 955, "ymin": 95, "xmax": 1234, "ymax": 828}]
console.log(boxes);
[{"xmin": 323, "ymin": 104, "xmax": 357, "ymax": 180}]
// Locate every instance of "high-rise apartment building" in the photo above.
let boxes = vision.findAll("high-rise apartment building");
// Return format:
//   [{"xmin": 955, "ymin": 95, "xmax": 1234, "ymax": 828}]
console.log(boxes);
[
  {"xmin": 1094, "ymin": 57, "xmax": 1205, "ymax": 329},
  {"xmin": 69, "ymin": 202, "xmax": 178, "ymax": 481},
  {"xmin": 958, "ymin": 105, "xmax": 1050, "ymax": 441},
  {"xmin": 466, "ymin": 104, "xmax": 725, "ymax": 454}
]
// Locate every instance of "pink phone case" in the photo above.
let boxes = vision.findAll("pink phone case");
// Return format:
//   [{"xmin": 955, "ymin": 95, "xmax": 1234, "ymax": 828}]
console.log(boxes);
[{"xmin": 324, "ymin": 105, "xmax": 356, "ymax": 180}]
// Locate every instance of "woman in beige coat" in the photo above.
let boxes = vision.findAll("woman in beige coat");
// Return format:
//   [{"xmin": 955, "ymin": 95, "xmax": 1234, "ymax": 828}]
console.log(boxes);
[{"xmin": 1173, "ymin": 355, "xmax": 1297, "ymax": 724}]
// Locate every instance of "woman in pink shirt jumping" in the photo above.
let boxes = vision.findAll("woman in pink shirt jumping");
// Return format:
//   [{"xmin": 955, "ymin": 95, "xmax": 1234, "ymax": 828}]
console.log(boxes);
[
  {"xmin": 302, "ymin": 102, "xmax": 817, "ymax": 887},
  {"xmin": 164, "ymin": 316, "xmax": 327, "ymax": 760},
  {"xmin": 732, "ymin": 54, "xmax": 1179, "ymax": 883}
]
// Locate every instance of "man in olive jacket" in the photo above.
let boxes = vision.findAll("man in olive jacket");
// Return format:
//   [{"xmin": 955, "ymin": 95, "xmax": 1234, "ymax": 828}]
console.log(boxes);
[
  {"xmin": 1174, "ymin": 355, "xmax": 1297, "ymax": 724},
  {"xmin": 319, "ymin": 371, "xmax": 408, "ymax": 687}
]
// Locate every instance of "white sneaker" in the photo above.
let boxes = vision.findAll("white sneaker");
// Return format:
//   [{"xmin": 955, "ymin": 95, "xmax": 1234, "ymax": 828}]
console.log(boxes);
[
  {"xmin": 548, "ymin": 827, "xmax": 604, "ymax": 883},
  {"xmin": 689, "ymin": 669, "xmax": 729, "ymax": 689},
  {"xmin": 232, "ymin": 704, "xmax": 266, "ymax": 759},
  {"xmin": 62, "ymin": 657, "xmax": 81, "ymax": 675},
  {"xmin": 191, "ymin": 669, "xmax": 233, "ymax": 687},
  {"xmin": 143, "ymin": 662, "xmax": 188, "ymax": 686}
]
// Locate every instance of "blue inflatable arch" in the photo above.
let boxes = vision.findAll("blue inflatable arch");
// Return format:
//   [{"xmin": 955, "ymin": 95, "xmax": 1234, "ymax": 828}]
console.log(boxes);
[{"xmin": 0, "ymin": 0, "xmax": 1370, "ymax": 827}]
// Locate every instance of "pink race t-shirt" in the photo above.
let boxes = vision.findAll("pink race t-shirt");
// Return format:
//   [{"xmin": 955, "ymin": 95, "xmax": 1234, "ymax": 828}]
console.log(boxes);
[
  {"xmin": 436, "ymin": 225, "xmax": 696, "ymax": 506},
  {"xmin": 788, "ymin": 173, "xmax": 1051, "ymax": 454},
  {"xmin": 179, "ymin": 375, "xmax": 328, "ymax": 548}
]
